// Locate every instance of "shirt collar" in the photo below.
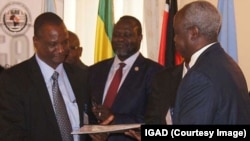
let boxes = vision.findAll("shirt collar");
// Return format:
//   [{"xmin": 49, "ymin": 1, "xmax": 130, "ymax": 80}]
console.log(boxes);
[
  {"xmin": 35, "ymin": 54, "xmax": 63, "ymax": 82},
  {"xmin": 113, "ymin": 51, "xmax": 140, "ymax": 68},
  {"xmin": 189, "ymin": 42, "xmax": 217, "ymax": 68}
]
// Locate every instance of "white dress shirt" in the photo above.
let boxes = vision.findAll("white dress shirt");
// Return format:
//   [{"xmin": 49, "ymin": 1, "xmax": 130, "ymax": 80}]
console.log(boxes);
[
  {"xmin": 35, "ymin": 54, "xmax": 80, "ymax": 141},
  {"xmin": 182, "ymin": 42, "xmax": 217, "ymax": 78},
  {"xmin": 102, "ymin": 52, "xmax": 140, "ymax": 103}
]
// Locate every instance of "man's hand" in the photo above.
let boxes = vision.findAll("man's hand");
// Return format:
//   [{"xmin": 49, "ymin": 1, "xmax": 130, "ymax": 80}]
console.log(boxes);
[
  {"xmin": 124, "ymin": 129, "xmax": 141, "ymax": 141},
  {"xmin": 90, "ymin": 103, "xmax": 115, "ymax": 141},
  {"xmin": 92, "ymin": 104, "xmax": 114, "ymax": 123}
]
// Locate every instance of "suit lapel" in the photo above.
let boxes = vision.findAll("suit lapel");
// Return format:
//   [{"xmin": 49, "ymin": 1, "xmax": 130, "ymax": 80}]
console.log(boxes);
[
  {"xmin": 194, "ymin": 43, "xmax": 221, "ymax": 67},
  {"xmin": 28, "ymin": 56, "xmax": 58, "ymax": 128},
  {"xmin": 112, "ymin": 54, "xmax": 145, "ymax": 106},
  {"xmin": 93, "ymin": 60, "xmax": 114, "ymax": 104},
  {"xmin": 121, "ymin": 54, "xmax": 145, "ymax": 88}
]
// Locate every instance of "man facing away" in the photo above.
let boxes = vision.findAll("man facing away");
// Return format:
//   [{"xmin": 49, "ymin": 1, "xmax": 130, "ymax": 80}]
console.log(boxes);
[
  {"xmin": 172, "ymin": 1, "xmax": 250, "ymax": 124},
  {"xmin": 125, "ymin": 1, "xmax": 250, "ymax": 140}
]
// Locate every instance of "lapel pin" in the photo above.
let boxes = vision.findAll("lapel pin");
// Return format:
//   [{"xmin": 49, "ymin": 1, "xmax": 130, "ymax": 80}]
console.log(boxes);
[{"xmin": 134, "ymin": 66, "xmax": 139, "ymax": 71}]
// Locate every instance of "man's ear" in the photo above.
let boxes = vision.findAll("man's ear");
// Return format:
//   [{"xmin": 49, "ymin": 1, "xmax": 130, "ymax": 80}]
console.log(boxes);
[
  {"xmin": 189, "ymin": 26, "xmax": 199, "ymax": 41},
  {"xmin": 33, "ymin": 36, "xmax": 38, "ymax": 50}
]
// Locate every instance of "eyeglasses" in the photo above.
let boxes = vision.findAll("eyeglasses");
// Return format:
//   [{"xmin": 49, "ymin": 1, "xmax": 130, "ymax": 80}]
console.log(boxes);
[{"xmin": 69, "ymin": 46, "xmax": 81, "ymax": 50}]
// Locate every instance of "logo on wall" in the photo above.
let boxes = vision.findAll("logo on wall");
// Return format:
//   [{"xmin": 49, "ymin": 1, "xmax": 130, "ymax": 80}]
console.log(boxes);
[{"xmin": 0, "ymin": 1, "xmax": 32, "ymax": 36}]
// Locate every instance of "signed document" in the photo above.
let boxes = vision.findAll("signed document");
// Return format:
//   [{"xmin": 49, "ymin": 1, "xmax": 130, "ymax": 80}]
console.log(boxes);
[{"xmin": 71, "ymin": 124, "xmax": 141, "ymax": 134}]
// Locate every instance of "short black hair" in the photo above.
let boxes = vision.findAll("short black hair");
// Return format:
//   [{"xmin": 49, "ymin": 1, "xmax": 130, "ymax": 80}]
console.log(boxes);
[
  {"xmin": 34, "ymin": 12, "xmax": 63, "ymax": 37},
  {"xmin": 118, "ymin": 15, "xmax": 142, "ymax": 35}
]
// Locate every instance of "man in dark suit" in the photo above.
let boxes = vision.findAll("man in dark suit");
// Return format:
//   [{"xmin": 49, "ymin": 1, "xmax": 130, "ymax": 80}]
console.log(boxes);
[
  {"xmin": 0, "ymin": 12, "xmax": 93, "ymax": 141},
  {"xmin": 88, "ymin": 16, "xmax": 164, "ymax": 141},
  {"xmin": 172, "ymin": 1, "xmax": 250, "ymax": 124}
]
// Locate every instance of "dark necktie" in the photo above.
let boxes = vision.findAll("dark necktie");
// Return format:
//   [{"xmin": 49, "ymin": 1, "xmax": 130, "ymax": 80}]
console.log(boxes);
[
  {"xmin": 104, "ymin": 63, "xmax": 126, "ymax": 108},
  {"xmin": 52, "ymin": 71, "xmax": 73, "ymax": 141}
]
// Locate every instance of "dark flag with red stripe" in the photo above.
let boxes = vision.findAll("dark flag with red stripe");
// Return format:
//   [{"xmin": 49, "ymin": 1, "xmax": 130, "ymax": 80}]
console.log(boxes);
[{"xmin": 158, "ymin": 0, "xmax": 183, "ymax": 68}]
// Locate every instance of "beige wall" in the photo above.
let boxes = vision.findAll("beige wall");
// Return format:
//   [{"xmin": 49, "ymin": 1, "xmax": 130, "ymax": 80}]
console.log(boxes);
[
  {"xmin": 235, "ymin": 0, "xmax": 250, "ymax": 91},
  {"xmin": 65, "ymin": 0, "xmax": 250, "ymax": 90}
]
